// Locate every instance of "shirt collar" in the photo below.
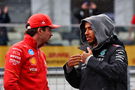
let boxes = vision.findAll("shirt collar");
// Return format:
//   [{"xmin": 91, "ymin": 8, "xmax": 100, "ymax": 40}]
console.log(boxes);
[{"xmin": 23, "ymin": 34, "xmax": 37, "ymax": 49}]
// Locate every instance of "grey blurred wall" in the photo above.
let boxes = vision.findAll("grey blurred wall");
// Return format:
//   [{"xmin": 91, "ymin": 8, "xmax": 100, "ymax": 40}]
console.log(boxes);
[
  {"xmin": 0, "ymin": 0, "xmax": 31, "ymax": 23},
  {"xmin": 115, "ymin": 0, "xmax": 134, "ymax": 25},
  {"xmin": 31, "ymin": 0, "xmax": 71, "ymax": 26}
]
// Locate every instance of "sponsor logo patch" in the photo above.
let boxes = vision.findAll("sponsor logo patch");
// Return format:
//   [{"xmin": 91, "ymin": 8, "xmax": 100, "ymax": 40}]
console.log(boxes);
[
  {"xmin": 12, "ymin": 48, "xmax": 22, "ymax": 52},
  {"xmin": 12, "ymin": 51, "xmax": 21, "ymax": 56},
  {"xmin": 100, "ymin": 49, "xmax": 107, "ymax": 56},
  {"xmin": 29, "ymin": 68, "xmax": 37, "ymax": 72},
  {"xmin": 28, "ymin": 49, "xmax": 34, "ymax": 55},
  {"xmin": 9, "ymin": 59, "xmax": 20, "ymax": 65},
  {"xmin": 29, "ymin": 57, "xmax": 37, "ymax": 65},
  {"xmin": 10, "ymin": 55, "xmax": 21, "ymax": 60}
]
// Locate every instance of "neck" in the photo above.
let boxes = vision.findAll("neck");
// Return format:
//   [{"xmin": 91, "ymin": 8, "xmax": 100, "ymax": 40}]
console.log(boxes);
[
  {"xmin": 33, "ymin": 35, "xmax": 43, "ymax": 48},
  {"xmin": 89, "ymin": 39, "xmax": 98, "ymax": 48}
]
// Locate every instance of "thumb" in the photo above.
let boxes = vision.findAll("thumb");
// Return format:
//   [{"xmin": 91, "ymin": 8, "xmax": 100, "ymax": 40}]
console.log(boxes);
[{"xmin": 87, "ymin": 47, "xmax": 92, "ymax": 53}]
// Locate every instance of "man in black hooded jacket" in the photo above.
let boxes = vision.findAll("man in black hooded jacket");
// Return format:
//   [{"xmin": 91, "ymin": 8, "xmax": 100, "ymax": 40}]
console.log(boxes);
[{"xmin": 63, "ymin": 14, "xmax": 128, "ymax": 90}]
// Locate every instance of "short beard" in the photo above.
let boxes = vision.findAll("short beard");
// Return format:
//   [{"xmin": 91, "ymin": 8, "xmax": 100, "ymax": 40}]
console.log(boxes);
[
  {"xmin": 38, "ymin": 42, "xmax": 46, "ymax": 48},
  {"xmin": 89, "ymin": 39, "xmax": 97, "ymax": 48}
]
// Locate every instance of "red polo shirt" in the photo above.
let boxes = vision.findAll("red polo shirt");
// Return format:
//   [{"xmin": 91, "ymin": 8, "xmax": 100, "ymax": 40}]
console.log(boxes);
[{"xmin": 4, "ymin": 34, "xmax": 49, "ymax": 90}]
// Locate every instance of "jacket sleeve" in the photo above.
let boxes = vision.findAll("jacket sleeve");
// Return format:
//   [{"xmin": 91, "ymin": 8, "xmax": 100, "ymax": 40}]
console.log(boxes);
[
  {"xmin": 63, "ymin": 64, "xmax": 81, "ymax": 89},
  {"xmin": 86, "ymin": 47, "xmax": 127, "ymax": 82},
  {"xmin": 4, "ymin": 46, "xmax": 24, "ymax": 90}
]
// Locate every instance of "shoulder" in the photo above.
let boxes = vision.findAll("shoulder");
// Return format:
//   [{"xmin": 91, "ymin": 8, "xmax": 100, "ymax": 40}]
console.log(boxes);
[
  {"xmin": 110, "ymin": 44, "xmax": 127, "ymax": 57},
  {"xmin": 5, "ymin": 43, "xmax": 24, "ymax": 62},
  {"xmin": 107, "ymin": 44, "xmax": 127, "ymax": 63},
  {"xmin": 112, "ymin": 44, "xmax": 122, "ymax": 47},
  {"xmin": 7, "ymin": 42, "xmax": 24, "ymax": 54},
  {"xmin": 111, "ymin": 44, "xmax": 125, "ymax": 50},
  {"xmin": 106, "ymin": 44, "xmax": 126, "ymax": 56}
]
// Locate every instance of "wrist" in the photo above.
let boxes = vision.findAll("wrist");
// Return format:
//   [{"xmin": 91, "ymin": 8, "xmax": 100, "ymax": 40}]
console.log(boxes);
[
  {"xmin": 85, "ymin": 55, "xmax": 93, "ymax": 64},
  {"xmin": 66, "ymin": 64, "xmax": 73, "ymax": 73}
]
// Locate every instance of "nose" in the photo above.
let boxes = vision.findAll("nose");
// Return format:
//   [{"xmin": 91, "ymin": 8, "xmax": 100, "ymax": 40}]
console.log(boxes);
[
  {"xmin": 85, "ymin": 30, "xmax": 88, "ymax": 35},
  {"xmin": 51, "ymin": 34, "xmax": 53, "ymax": 36},
  {"xmin": 49, "ymin": 31, "xmax": 53, "ymax": 36},
  {"xmin": 50, "ymin": 32, "xmax": 53, "ymax": 36}
]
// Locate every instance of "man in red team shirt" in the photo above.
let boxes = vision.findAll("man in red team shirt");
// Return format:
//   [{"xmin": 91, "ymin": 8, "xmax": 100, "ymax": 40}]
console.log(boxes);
[{"xmin": 4, "ymin": 13, "xmax": 60, "ymax": 90}]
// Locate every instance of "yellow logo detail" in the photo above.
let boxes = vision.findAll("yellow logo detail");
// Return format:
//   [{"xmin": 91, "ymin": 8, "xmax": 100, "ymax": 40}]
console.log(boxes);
[{"xmin": 29, "ymin": 57, "xmax": 37, "ymax": 65}]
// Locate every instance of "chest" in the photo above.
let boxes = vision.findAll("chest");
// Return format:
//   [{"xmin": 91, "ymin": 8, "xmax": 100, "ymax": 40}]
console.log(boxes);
[
  {"xmin": 79, "ymin": 49, "xmax": 109, "ymax": 71},
  {"xmin": 22, "ymin": 48, "xmax": 47, "ymax": 73},
  {"xmin": 94, "ymin": 49, "xmax": 108, "ymax": 62}
]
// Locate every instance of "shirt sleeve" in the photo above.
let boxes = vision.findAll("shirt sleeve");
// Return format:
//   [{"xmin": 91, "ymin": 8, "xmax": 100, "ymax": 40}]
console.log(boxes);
[{"xmin": 4, "ymin": 46, "xmax": 24, "ymax": 90}]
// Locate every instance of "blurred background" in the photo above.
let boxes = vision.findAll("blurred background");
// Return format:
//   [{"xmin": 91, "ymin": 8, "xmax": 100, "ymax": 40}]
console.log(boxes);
[{"xmin": 0, "ymin": 0, "xmax": 135, "ymax": 90}]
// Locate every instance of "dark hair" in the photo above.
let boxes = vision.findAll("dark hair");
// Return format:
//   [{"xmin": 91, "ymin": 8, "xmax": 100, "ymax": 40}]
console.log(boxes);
[
  {"xmin": 25, "ymin": 23, "xmax": 48, "ymax": 37},
  {"xmin": 25, "ymin": 23, "xmax": 38, "ymax": 36},
  {"xmin": 25, "ymin": 28, "xmax": 38, "ymax": 37}
]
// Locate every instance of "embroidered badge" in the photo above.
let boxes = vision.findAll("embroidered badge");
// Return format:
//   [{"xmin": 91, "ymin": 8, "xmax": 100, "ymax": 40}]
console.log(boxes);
[
  {"xmin": 29, "ymin": 68, "xmax": 37, "ymax": 72},
  {"xmin": 29, "ymin": 57, "xmax": 37, "ymax": 65},
  {"xmin": 41, "ymin": 21, "xmax": 46, "ymax": 24},
  {"xmin": 9, "ymin": 59, "xmax": 20, "ymax": 65},
  {"xmin": 28, "ymin": 49, "xmax": 34, "ymax": 55},
  {"xmin": 100, "ymin": 49, "xmax": 107, "ymax": 56}
]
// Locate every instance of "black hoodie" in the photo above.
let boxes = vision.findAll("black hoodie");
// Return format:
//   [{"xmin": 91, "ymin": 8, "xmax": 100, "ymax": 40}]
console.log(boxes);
[
  {"xmin": 80, "ymin": 14, "xmax": 124, "ymax": 51},
  {"xmin": 63, "ymin": 14, "xmax": 128, "ymax": 90}
]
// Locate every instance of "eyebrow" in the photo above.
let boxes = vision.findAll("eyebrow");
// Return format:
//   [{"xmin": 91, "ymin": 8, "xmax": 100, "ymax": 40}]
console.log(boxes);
[{"xmin": 85, "ymin": 26, "xmax": 92, "ymax": 29}]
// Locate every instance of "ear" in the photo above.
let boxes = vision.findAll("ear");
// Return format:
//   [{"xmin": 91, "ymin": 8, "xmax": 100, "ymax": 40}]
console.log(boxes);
[{"xmin": 37, "ymin": 28, "xmax": 43, "ymax": 34}]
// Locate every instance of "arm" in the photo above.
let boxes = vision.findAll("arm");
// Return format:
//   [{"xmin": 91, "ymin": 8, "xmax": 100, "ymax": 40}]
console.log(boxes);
[
  {"xmin": 63, "ymin": 64, "xmax": 81, "ymax": 88},
  {"xmin": 63, "ymin": 55, "xmax": 82, "ymax": 88},
  {"xmin": 4, "ymin": 46, "xmax": 24, "ymax": 90}
]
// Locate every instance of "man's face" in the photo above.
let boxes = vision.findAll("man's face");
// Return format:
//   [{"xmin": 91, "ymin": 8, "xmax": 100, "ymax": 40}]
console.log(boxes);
[
  {"xmin": 39, "ymin": 27, "xmax": 53, "ymax": 44},
  {"xmin": 84, "ymin": 22, "xmax": 96, "ymax": 44}
]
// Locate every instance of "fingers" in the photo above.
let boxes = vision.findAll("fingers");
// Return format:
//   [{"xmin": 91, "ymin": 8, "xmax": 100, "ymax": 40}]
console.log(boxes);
[
  {"xmin": 81, "ymin": 47, "xmax": 92, "ymax": 61},
  {"xmin": 67, "ymin": 47, "xmax": 93, "ymax": 67},
  {"xmin": 87, "ymin": 47, "xmax": 92, "ymax": 54},
  {"xmin": 67, "ymin": 54, "xmax": 82, "ymax": 67},
  {"xmin": 87, "ymin": 47, "xmax": 90, "ymax": 52},
  {"xmin": 67, "ymin": 60, "xmax": 81, "ymax": 67}
]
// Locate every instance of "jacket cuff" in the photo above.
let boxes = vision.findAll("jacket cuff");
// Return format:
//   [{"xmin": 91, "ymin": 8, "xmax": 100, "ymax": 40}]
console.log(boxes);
[
  {"xmin": 66, "ymin": 64, "xmax": 73, "ymax": 73},
  {"xmin": 85, "ymin": 55, "xmax": 93, "ymax": 64},
  {"xmin": 63, "ymin": 64, "xmax": 73, "ymax": 74}
]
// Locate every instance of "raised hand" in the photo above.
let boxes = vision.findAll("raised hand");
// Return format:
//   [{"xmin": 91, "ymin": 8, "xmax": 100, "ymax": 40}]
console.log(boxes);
[
  {"xmin": 67, "ymin": 54, "xmax": 82, "ymax": 67},
  {"xmin": 81, "ymin": 47, "xmax": 93, "ymax": 63}
]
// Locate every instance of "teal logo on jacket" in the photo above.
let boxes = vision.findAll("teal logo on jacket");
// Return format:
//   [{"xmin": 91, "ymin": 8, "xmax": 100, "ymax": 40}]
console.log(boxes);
[{"xmin": 100, "ymin": 49, "xmax": 107, "ymax": 56}]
